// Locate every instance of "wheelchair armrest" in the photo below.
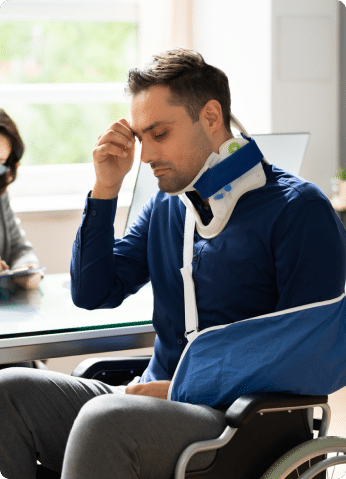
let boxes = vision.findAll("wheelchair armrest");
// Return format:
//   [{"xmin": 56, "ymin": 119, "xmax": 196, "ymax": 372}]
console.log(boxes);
[
  {"xmin": 225, "ymin": 393, "xmax": 328, "ymax": 428},
  {"xmin": 71, "ymin": 356, "xmax": 152, "ymax": 380}
]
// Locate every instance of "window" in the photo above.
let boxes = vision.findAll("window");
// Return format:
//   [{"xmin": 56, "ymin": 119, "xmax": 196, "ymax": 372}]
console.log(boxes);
[
  {"xmin": 0, "ymin": 0, "xmax": 140, "ymax": 211},
  {"xmin": 0, "ymin": 18, "xmax": 138, "ymax": 166}
]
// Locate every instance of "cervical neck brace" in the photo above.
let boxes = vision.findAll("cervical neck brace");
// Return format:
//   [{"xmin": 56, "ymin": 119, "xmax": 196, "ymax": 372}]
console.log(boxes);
[{"xmin": 176, "ymin": 136, "xmax": 267, "ymax": 238}]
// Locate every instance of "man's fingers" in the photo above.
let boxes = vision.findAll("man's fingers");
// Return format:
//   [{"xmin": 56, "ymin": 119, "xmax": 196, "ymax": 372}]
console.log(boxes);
[
  {"xmin": 93, "ymin": 143, "xmax": 129, "ymax": 162},
  {"xmin": 118, "ymin": 118, "xmax": 132, "ymax": 130},
  {"xmin": 98, "ymin": 129, "xmax": 131, "ymax": 147},
  {"xmin": 118, "ymin": 119, "xmax": 135, "ymax": 144},
  {"xmin": 110, "ymin": 118, "xmax": 131, "ymax": 132},
  {"xmin": 97, "ymin": 130, "xmax": 134, "ymax": 155},
  {"xmin": 106, "ymin": 119, "xmax": 134, "ymax": 141},
  {"xmin": 95, "ymin": 118, "xmax": 135, "ymax": 153}
]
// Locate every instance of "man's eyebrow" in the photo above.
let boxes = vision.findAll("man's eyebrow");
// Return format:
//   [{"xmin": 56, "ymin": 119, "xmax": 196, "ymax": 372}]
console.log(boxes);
[{"xmin": 130, "ymin": 120, "xmax": 175, "ymax": 138}]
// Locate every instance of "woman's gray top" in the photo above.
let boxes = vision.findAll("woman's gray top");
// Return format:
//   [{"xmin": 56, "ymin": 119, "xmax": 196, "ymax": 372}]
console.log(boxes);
[{"xmin": 0, "ymin": 190, "xmax": 39, "ymax": 269}]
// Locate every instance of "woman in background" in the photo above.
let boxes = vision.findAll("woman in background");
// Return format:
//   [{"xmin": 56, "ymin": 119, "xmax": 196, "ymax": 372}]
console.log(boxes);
[
  {"xmin": 0, "ymin": 108, "xmax": 42, "ymax": 290},
  {"xmin": 0, "ymin": 108, "xmax": 46, "ymax": 369}
]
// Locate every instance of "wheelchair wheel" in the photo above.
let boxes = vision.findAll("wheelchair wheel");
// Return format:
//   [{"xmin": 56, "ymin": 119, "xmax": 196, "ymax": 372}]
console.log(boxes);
[{"xmin": 260, "ymin": 436, "xmax": 346, "ymax": 479}]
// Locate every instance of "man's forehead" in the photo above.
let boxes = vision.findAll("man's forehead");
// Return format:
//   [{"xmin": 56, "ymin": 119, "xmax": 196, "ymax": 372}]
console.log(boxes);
[
  {"xmin": 130, "ymin": 83, "xmax": 186, "ymax": 113},
  {"xmin": 130, "ymin": 85, "xmax": 170, "ymax": 109},
  {"xmin": 130, "ymin": 97, "xmax": 159, "ymax": 131},
  {"xmin": 129, "ymin": 104, "xmax": 164, "ymax": 130},
  {"xmin": 130, "ymin": 90, "xmax": 183, "ymax": 135}
]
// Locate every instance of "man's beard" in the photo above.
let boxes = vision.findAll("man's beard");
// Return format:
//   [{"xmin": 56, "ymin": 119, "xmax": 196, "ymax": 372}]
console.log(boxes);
[
  {"xmin": 156, "ymin": 123, "xmax": 213, "ymax": 194},
  {"xmin": 156, "ymin": 169, "xmax": 191, "ymax": 194}
]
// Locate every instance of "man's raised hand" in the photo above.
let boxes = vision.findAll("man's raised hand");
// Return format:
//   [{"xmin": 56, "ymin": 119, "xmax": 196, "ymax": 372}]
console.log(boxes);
[{"xmin": 91, "ymin": 119, "xmax": 135, "ymax": 199}]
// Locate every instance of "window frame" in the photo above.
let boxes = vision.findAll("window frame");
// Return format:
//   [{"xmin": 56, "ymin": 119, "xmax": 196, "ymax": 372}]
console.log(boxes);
[{"xmin": 0, "ymin": 0, "xmax": 142, "ymax": 212}]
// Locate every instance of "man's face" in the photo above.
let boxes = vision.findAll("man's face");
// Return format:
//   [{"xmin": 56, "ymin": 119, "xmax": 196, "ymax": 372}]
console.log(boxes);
[{"xmin": 130, "ymin": 85, "xmax": 214, "ymax": 193}]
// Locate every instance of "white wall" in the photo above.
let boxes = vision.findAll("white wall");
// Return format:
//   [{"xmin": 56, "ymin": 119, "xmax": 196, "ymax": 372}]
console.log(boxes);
[
  {"xmin": 192, "ymin": 0, "xmax": 272, "ymax": 135},
  {"xmin": 192, "ymin": 0, "xmax": 341, "ymax": 196},
  {"xmin": 271, "ymin": 0, "xmax": 340, "ymax": 194},
  {"xmin": 16, "ymin": 207, "xmax": 128, "ymax": 274}
]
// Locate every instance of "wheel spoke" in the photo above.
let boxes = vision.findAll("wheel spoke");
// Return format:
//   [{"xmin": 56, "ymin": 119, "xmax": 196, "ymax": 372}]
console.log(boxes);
[
  {"xmin": 259, "ymin": 437, "xmax": 346, "ymax": 479},
  {"xmin": 329, "ymin": 452, "xmax": 339, "ymax": 479}
]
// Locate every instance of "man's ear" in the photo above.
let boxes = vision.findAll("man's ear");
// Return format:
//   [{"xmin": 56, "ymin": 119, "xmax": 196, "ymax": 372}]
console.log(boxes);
[{"xmin": 200, "ymin": 99, "xmax": 224, "ymax": 132}]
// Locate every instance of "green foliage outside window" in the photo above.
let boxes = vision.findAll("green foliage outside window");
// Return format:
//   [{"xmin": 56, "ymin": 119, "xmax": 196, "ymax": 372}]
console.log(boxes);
[
  {"xmin": 335, "ymin": 168, "xmax": 346, "ymax": 181},
  {"xmin": 2, "ymin": 103, "xmax": 130, "ymax": 165},
  {"xmin": 0, "ymin": 21, "xmax": 137, "ymax": 83},
  {"xmin": 0, "ymin": 20, "xmax": 138, "ymax": 165}
]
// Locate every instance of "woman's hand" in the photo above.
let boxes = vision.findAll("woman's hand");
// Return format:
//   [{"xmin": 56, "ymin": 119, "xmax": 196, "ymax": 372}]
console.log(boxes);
[
  {"xmin": 11, "ymin": 264, "xmax": 42, "ymax": 290},
  {"xmin": 0, "ymin": 257, "xmax": 9, "ymax": 272}
]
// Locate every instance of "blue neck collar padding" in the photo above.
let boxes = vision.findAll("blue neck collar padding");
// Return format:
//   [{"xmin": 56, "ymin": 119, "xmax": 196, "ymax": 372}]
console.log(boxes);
[{"xmin": 193, "ymin": 138, "xmax": 264, "ymax": 201}]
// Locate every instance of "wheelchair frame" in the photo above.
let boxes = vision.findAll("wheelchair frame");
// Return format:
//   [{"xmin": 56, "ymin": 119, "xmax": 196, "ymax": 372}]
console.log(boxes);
[
  {"xmin": 37, "ymin": 355, "xmax": 346, "ymax": 479},
  {"xmin": 174, "ymin": 395, "xmax": 332, "ymax": 479}
]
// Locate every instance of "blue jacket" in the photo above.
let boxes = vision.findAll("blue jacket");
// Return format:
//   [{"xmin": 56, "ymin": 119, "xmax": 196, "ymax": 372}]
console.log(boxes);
[{"xmin": 71, "ymin": 162, "xmax": 346, "ymax": 383}]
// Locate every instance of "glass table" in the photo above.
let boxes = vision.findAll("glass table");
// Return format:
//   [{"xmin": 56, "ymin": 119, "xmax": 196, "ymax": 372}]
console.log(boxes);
[{"xmin": 0, "ymin": 273, "xmax": 154, "ymax": 365}]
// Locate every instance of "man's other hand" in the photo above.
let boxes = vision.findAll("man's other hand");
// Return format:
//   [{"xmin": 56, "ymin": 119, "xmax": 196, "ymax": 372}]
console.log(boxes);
[{"xmin": 125, "ymin": 380, "xmax": 171, "ymax": 400}]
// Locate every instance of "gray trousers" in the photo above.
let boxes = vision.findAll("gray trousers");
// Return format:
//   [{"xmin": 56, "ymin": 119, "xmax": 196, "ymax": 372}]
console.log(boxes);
[{"xmin": 0, "ymin": 368, "xmax": 227, "ymax": 479}]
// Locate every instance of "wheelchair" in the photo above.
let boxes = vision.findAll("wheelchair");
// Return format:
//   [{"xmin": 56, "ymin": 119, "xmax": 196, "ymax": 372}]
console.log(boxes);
[{"xmin": 36, "ymin": 356, "xmax": 346, "ymax": 479}]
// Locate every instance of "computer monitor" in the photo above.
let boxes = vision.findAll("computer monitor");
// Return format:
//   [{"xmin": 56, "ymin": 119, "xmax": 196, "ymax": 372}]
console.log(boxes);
[
  {"xmin": 125, "ymin": 133, "xmax": 310, "ymax": 230},
  {"xmin": 251, "ymin": 132, "xmax": 309, "ymax": 177}
]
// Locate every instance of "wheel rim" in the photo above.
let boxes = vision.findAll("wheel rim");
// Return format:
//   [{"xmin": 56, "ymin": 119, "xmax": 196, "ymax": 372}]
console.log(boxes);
[{"xmin": 261, "ymin": 437, "xmax": 346, "ymax": 479}]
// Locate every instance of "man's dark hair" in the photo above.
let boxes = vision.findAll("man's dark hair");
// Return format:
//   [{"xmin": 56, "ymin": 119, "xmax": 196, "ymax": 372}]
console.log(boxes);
[
  {"xmin": 126, "ymin": 49, "xmax": 231, "ymax": 131},
  {"xmin": 0, "ymin": 109, "xmax": 24, "ymax": 194}
]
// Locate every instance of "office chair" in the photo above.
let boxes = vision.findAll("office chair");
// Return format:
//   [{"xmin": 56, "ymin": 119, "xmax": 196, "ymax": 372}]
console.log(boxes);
[{"xmin": 36, "ymin": 355, "xmax": 346, "ymax": 479}]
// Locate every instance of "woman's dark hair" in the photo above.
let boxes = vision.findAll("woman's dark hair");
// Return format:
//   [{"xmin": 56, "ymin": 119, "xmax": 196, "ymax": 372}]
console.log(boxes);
[
  {"xmin": 0, "ymin": 109, "xmax": 24, "ymax": 194},
  {"xmin": 125, "ymin": 49, "xmax": 231, "ymax": 131}
]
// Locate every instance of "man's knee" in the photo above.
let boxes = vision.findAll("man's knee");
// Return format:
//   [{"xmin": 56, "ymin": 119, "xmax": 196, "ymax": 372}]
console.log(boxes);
[
  {"xmin": 0, "ymin": 367, "xmax": 38, "ymax": 399},
  {"xmin": 75, "ymin": 394, "xmax": 131, "ymax": 429},
  {"xmin": 73, "ymin": 393, "xmax": 157, "ymax": 440}
]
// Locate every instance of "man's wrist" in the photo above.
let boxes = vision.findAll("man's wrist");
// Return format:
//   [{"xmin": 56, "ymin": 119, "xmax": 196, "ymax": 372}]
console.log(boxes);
[{"xmin": 91, "ymin": 181, "xmax": 122, "ymax": 200}]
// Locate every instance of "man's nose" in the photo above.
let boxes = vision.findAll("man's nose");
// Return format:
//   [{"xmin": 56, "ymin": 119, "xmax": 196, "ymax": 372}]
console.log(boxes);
[{"xmin": 140, "ymin": 143, "xmax": 159, "ymax": 164}]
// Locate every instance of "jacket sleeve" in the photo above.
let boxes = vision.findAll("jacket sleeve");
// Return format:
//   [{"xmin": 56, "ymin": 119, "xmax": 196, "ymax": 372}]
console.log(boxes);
[
  {"xmin": 70, "ymin": 192, "xmax": 152, "ymax": 310},
  {"xmin": 0, "ymin": 191, "xmax": 39, "ymax": 269},
  {"xmin": 273, "ymin": 196, "xmax": 346, "ymax": 311}
]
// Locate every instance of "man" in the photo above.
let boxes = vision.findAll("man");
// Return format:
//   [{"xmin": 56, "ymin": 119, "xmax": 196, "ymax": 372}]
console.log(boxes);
[{"xmin": 0, "ymin": 49, "xmax": 344, "ymax": 479}]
